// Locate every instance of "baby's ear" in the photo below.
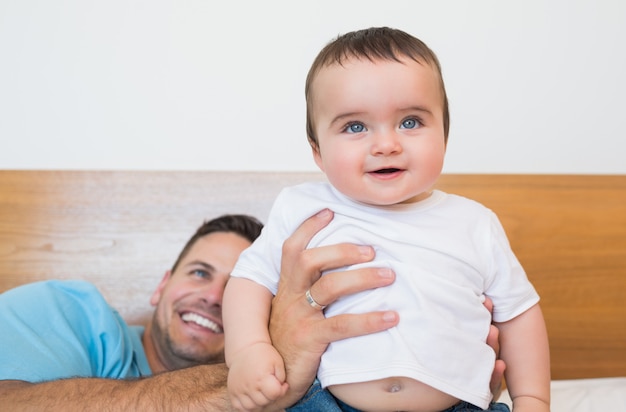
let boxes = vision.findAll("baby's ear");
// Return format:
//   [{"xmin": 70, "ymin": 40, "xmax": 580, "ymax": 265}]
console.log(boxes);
[{"xmin": 311, "ymin": 145, "xmax": 324, "ymax": 172}]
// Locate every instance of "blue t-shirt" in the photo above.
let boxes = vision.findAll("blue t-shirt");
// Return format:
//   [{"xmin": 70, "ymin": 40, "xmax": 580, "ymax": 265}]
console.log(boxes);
[{"xmin": 0, "ymin": 280, "xmax": 151, "ymax": 382}]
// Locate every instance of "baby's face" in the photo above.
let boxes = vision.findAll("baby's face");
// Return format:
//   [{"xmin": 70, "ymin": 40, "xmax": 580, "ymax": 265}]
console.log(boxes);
[{"xmin": 311, "ymin": 56, "xmax": 447, "ymax": 206}]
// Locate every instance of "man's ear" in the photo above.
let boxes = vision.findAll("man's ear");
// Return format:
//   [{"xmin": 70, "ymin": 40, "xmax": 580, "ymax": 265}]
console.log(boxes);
[{"xmin": 150, "ymin": 270, "xmax": 172, "ymax": 306}]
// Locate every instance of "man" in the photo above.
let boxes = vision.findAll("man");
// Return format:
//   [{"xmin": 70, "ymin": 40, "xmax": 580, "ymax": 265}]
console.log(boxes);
[{"xmin": 0, "ymin": 211, "xmax": 502, "ymax": 410}]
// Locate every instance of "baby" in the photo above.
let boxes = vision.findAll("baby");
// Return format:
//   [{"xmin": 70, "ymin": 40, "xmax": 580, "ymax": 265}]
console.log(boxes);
[{"xmin": 224, "ymin": 27, "xmax": 550, "ymax": 412}]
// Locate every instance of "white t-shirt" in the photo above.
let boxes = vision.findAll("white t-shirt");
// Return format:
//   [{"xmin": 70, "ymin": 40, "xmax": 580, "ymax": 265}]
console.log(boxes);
[{"xmin": 231, "ymin": 181, "xmax": 539, "ymax": 408}]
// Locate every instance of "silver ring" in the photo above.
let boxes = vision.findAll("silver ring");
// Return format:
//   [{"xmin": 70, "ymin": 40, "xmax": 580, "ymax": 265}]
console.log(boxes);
[{"xmin": 305, "ymin": 289, "xmax": 326, "ymax": 310}]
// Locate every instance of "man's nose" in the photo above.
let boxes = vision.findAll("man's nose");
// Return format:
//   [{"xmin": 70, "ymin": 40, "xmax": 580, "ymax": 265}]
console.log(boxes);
[{"xmin": 199, "ymin": 279, "xmax": 228, "ymax": 305}]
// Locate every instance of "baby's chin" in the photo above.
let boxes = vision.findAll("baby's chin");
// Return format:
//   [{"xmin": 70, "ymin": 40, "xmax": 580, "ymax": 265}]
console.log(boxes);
[{"xmin": 351, "ymin": 190, "xmax": 431, "ymax": 206}]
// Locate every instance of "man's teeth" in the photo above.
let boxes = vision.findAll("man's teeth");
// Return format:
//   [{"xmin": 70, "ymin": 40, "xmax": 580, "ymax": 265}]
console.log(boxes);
[{"xmin": 181, "ymin": 312, "xmax": 223, "ymax": 333}]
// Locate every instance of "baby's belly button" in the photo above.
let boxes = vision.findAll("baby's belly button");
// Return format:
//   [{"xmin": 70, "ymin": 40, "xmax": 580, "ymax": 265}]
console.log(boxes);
[{"xmin": 329, "ymin": 377, "xmax": 459, "ymax": 411}]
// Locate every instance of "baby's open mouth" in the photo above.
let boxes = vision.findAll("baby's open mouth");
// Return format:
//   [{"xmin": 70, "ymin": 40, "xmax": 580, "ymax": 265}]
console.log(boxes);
[{"xmin": 373, "ymin": 168, "xmax": 401, "ymax": 174}]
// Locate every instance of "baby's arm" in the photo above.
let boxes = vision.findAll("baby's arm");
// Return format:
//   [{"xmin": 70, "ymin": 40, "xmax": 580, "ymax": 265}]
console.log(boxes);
[
  {"xmin": 495, "ymin": 303, "xmax": 550, "ymax": 412},
  {"xmin": 223, "ymin": 277, "xmax": 288, "ymax": 411}
]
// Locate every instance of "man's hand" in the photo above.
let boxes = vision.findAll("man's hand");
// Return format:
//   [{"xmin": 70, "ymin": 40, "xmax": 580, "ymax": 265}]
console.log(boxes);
[
  {"xmin": 269, "ymin": 209, "xmax": 398, "ymax": 408},
  {"xmin": 484, "ymin": 296, "xmax": 506, "ymax": 399}
]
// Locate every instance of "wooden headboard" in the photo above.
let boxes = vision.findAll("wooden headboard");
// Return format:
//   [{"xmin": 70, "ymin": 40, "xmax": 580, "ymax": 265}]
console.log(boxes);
[{"xmin": 1, "ymin": 171, "xmax": 625, "ymax": 381}]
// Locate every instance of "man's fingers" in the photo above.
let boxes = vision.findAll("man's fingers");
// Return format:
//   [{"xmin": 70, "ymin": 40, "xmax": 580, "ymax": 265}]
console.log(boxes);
[
  {"xmin": 313, "ymin": 312, "xmax": 399, "ymax": 343},
  {"xmin": 307, "ymin": 267, "xmax": 395, "ymax": 308},
  {"xmin": 483, "ymin": 295, "xmax": 494, "ymax": 314},
  {"xmin": 279, "ymin": 209, "xmax": 377, "ymax": 293},
  {"xmin": 279, "ymin": 209, "xmax": 336, "ymax": 292},
  {"xmin": 486, "ymin": 324, "xmax": 500, "ymax": 356},
  {"xmin": 281, "ymin": 209, "xmax": 334, "ymax": 259},
  {"xmin": 490, "ymin": 359, "xmax": 506, "ymax": 400},
  {"xmin": 484, "ymin": 301, "xmax": 505, "ymax": 400},
  {"xmin": 306, "ymin": 243, "xmax": 376, "ymax": 275}
]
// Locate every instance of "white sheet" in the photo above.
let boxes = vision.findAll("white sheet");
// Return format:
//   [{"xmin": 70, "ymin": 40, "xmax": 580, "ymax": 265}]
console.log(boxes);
[{"xmin": 499, "ymin": 377, "xmax": 626, "ymax": 411}]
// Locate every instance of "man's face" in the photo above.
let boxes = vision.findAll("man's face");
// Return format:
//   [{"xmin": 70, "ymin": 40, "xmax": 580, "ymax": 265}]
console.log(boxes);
[{"xmin": 146, "ymin": 231, "xmax": 251, "ymax": 372}]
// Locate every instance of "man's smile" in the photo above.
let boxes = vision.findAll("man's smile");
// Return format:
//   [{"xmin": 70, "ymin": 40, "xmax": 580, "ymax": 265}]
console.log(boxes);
[{"xmin": 181, "ymin": 312, "xmax": 223, "ymax": 334}]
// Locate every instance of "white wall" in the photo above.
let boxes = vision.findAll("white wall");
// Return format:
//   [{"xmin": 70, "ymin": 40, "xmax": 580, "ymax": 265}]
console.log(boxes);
[{"xmin": 1, "ymin": 0, "xmax": 624, "ymax": 174}]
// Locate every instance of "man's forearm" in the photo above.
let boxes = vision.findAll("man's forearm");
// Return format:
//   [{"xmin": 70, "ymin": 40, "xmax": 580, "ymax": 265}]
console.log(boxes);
[{"xmin": 0, "ymin": 364, "xmax": 232, "ymax": 411}]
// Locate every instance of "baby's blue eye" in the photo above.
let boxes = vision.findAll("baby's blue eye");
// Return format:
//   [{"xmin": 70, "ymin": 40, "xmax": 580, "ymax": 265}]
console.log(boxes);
[
  {"xmin": 346, "ymin": 123, "xmax": 365, "ymax": 133},
  {"xmin": 401, "ymin": 118, "xmax": 420, "ymax": 129}
]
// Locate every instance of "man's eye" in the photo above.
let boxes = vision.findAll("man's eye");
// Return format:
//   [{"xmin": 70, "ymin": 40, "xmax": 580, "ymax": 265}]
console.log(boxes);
[
  {"xmin": 345, "ymin": 122, "xmax": 366, "ymax": 133},
  {"xmin": 192, "ymin": 269, "xmax": 209, "ymax": 279},
  {"xmin": 401, "ymin": 118, "xmax": 420, "ymax": 129}
]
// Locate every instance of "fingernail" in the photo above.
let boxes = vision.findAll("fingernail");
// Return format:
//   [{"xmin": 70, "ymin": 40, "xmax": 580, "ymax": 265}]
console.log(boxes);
[
  {"xmin": 358, "ymin": 245, "xmax": 374, "ymax": 257},
  {"xmin": 378, "ymin": 268, "xmax": 393, "ymax": 278},
  {"xmin": 382, "ymin": 311, "xmax": 398, "ymax": 322},
  {"xmin": 317, "ymin": 209, "xmax": 332, "ymax": 219}
]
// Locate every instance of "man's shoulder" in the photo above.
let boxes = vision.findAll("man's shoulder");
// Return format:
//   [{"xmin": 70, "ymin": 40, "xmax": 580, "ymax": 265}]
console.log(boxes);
[
  {"xmin": 0, "ymin": 279, "xmax": 116, "ymax": 330},
  {"xmin": 1, "ymin": 279, "xmax": 104, "ymax": 306},
  {"xmin": 44, "ymin": 279, "xmax": 104, "ymax": 298},
  {"xmin": 0, "ymin": 279, "xmax": 146, "ymax": 381}
]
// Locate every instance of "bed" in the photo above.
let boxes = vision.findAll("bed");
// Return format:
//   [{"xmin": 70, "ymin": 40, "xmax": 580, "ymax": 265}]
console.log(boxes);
[{"xmin": 1, "ymin": 170, "xmax": 625, "ymax": 411}]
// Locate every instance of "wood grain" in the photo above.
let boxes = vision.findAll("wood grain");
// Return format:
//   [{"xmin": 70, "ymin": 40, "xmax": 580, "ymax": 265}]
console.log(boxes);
[
  {"xmin": 0, "ymin": 170, "xmax": 323, "ymax": 325},
  {"xmin": 436, "ymin": 174, "xmax": 626, "ymax": 379},
  {"xmin": 1, "ymin": 171, "xmax": 624, "ymax": 380}
]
